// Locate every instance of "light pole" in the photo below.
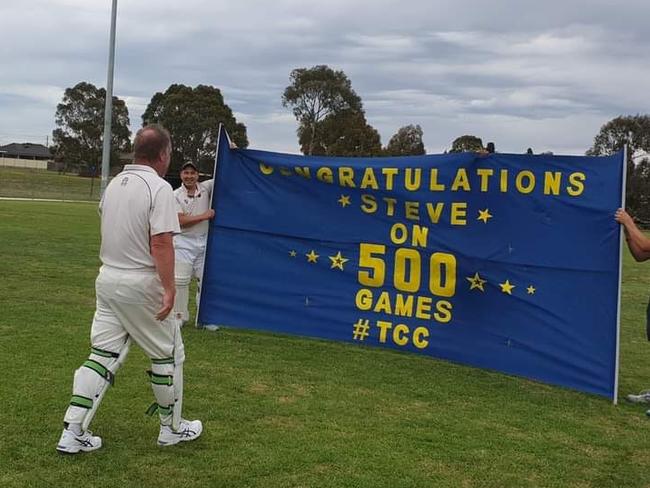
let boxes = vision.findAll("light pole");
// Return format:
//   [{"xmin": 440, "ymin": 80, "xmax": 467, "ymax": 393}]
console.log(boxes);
[{"xmin": 100, "ymin": 0, "xmax": 118, "ymax": 197}]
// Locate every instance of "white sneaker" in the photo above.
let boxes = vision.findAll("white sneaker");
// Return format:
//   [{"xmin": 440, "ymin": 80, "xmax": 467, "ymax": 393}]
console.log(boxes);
[
  {"xmin": 157, "ymin": 419, "xmax": 203, "ymax": 446},
  {"xmin": 203, "ymin": 324, "xmax": 220, "ymax": 331},
  {"xmin": 56, "ymin": 427, "xmax": 102, "ymax": 454},
  {"xmin": 626, "ymin": 390, "xmax": 650, "ymax": 404}
]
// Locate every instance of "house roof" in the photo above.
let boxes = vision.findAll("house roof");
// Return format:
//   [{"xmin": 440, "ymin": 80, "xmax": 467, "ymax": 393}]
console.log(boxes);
[{"xmin": 0, "ymin": 143, "xmax": 52, "ymax": 158}]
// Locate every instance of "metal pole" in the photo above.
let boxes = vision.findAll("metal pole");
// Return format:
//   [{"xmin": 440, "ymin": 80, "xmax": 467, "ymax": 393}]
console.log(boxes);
[
  {"xmin": 195, "ymin": 124, "xmax": 227, "ymax": 328},
  {"xmin": 613, "ymin": 144, "xmax": 628, "ymax": 405},
  {"xmin": 100, "ymin": 0, "xmax": 118, "ymax": 197}
]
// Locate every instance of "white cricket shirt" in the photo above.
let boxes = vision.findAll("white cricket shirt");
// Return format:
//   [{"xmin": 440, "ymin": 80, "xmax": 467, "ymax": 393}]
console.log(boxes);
[
  {"xmin": 174, "ymin": 179, "xmax": 214, "ymax": 236},
  {"xmin": 99, "ymin": 164, "xmax": 180, "ymax": 269}
]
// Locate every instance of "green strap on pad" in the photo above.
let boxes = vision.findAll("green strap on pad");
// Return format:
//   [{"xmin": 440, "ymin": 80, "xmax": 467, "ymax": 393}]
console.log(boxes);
[
  {"xmin": 91, "ymin": 347, "xmax": 120, "ymax": 358},
  {"xmin": 151, "ymin": 357, "xmax": 174, "ymax": 365},
  {"xmin": 145, "ymin": 403, "xmax": 173, "ymax": 416},
  {"xmin": 146, "ymin": 369, "xmax": 173, "ymax": 386},
  {"xmin": 70, "ymin": 395, "xmax": 93, "ymax": 409},
  {"xmin": 83, "ymin": 359, "xmax": 115, "ymax": 385}
]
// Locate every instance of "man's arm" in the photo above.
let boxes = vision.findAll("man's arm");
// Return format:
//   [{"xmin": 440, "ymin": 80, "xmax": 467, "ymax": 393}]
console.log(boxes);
[
  {"xmin": 624, "ymin": 228, "xmax": 650, "ymax": 261},
  {"xmin": 150, "ymin": 232, "xmax": 175, "ymax": 320},
  {"xmin": 204, "ymin": 179, "xmax": 214, "ymax": 197},
  {"xmin": 616, "ymin": 209, "xmax": 650, "ymax": 262},
  {"xmin": 178, "ymin": 209, "xmax": 215, "ymax": 228}
]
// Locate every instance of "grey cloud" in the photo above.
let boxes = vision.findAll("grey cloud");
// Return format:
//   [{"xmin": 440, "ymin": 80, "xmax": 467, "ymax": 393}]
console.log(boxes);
[{"xmin": 2, "ymin": 0, "xmax": 650, "ymax": 153}]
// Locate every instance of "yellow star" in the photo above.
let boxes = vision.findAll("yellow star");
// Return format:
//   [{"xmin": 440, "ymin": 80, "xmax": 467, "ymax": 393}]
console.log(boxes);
[
  {"xmin": 289, "ymin": 250, "xmax": 297, "ymax": 257},
  {"xmin": 527, "ymin": 285, "xmax": 536, "ymax": 295},
  {"xmin": 328, "ymin": 251, "xmax": 349, "ymax": 270},
  {"xmin": 477, "ymin": 209, "xmax": 493, "ymax": 223},
  {"xmin": 306, "ymin": 250, "xmax": 319, "ymax": 263},
  {"xmin": 499, "ymin": 280, "xmax": 515, "ymax": 295},
  {"xmin": 466, "ymin": 272, "xmax": 487, "ymax": 292},
  {"xmin": 338, "ymin": 195, "xmax": 351, "ymax": 207}
]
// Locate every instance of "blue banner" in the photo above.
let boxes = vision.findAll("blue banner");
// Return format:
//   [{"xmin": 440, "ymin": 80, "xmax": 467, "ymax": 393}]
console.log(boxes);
[{"xmin": 199, "ymin": 127, "xmax": 624, "ymax": 399}]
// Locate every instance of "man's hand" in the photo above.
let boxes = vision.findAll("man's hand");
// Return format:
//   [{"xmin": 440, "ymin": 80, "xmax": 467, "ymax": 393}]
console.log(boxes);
[
  {"xmin": 156, "ymin": 288, "xmax": 175, "ymax": 321},
  {"xmin": 616, "ymin": 207, "xmax": 650, "ymax": 261},
  {"xmin": 204, "ymin": 209, "xmax": 215, "ymax": 220},
  {"xmin": 615, "ymin": 208, "xmax": 633, "ymax": 226}
]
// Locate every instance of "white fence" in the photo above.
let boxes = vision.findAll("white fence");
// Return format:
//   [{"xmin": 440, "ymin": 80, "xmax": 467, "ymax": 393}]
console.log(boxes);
[{"xmin": 0, "ymin": 157, "xmax": 49, "ymax": 170}]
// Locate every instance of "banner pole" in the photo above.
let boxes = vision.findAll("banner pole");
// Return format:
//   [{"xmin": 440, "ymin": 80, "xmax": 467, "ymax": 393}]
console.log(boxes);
[
  {"xmin": 614, "ymin": 145, "xmax": 628, "ymax": 404},
  {"xmin": 195, "ymin": 123, "xmax": 227, "ymax": 328}
]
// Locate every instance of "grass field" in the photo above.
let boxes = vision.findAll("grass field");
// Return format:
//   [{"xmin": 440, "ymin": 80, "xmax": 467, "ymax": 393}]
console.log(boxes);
[
  {"xmin": 0, "ymin": 167, "xmax": 102, "ymax": 201},
  {"xmin": 1, "ymin": 200, "xmax": 650, "ymax": 488}
]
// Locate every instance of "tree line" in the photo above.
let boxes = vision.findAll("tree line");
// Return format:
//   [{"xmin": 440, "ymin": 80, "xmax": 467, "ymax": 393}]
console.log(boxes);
[{"xmin": 51, "ymin": 66, "xmax": 650, "ymax": 222}]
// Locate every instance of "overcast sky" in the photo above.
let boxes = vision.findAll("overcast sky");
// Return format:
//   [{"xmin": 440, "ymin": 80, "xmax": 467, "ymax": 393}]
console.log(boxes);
[{"xmin": 2, "ymin": 0, "xmax": 650, "ymax": 155}]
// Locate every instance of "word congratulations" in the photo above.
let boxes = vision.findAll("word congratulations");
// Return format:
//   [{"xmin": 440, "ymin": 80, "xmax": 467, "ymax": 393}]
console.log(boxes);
[{"xmin": 259, "ymin": 164, "xmax": 586, "ymax": 197}]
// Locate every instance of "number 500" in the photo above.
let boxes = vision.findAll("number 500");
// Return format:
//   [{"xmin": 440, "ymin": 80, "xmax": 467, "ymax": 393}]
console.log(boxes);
[{"xmin": 358, "ymin": 243, "xmax": 456, "ymax": 298}]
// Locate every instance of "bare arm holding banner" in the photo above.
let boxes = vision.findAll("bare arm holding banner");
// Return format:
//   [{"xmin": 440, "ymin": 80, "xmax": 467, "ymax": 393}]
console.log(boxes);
[{"xmin": 616, "ymin": 208, "xmax": 650, "ymax": 261}]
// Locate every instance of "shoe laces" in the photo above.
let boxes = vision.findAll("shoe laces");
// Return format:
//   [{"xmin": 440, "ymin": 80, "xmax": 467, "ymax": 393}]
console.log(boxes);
[{"xmin": 177, "ymin": 423, "xmax": 197, "ymax": 437}]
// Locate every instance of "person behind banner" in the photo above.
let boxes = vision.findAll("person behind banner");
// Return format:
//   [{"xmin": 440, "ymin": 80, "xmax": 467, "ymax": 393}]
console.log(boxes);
[
  {"xmin": 56, "ymin": 124, "xmax": 202, "ymax": 454},
  {"xmin": 172, "ymin": 161, "xmax": 219, "ymax": 330},
  {"xmin": 615, "ymin": 208, "xmax": 650, "ymax": 407}
]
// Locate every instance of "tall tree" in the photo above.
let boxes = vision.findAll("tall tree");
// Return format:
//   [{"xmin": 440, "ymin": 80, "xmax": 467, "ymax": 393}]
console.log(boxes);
[
  {"xmin": 449, "ymin": 135, "xmax": 484, "ymax": 153},
  {"xmin": 301, "ymin": 109, "xmax": 382, "ymax": 157},
  {"xmin": 632, "ymin": 158, "xmax": 650, "ymax": 223},
  {"xmin": 384, "ymin": 124, "xmax": 426, "ymax": 156},
  {"xmin": 282, "ymin": 65, "xmax": 362, "ymax": 155},
  {"xmin": 587, "ymin": 115, "xmax": 650, "ymax": 222},
  {"xmin": 52, "ymin": 81, "xmax": 131, "ymax": 170},
  {"xmin": 587, "ymin": 115, "xmax": 650, "ymax": 156},
  {"xmin": 142, "ymin": 84, "xmax": 248, "ymax": 172}
]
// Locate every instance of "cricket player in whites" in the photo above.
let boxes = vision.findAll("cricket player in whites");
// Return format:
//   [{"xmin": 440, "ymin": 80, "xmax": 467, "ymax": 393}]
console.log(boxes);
[
  {"xmin": 56, "ymin": 125, "xmax": 202, "ymax": 454},
  {"xmin": 172, "ymin": 161, "xmax": 217, "ymax": 329}
]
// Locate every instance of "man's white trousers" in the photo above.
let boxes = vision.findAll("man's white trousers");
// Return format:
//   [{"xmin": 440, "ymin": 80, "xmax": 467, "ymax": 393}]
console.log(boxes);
[
  {"xmin": 173, "ymin": 233, "xmax": 207, "ymax": 324},
  {"xmin": 63, "ymin": 266, "xmax": 185, "ymax": 429}
]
